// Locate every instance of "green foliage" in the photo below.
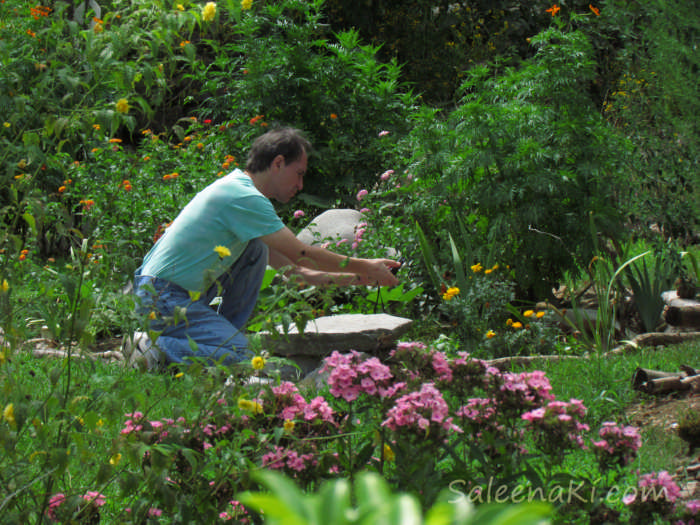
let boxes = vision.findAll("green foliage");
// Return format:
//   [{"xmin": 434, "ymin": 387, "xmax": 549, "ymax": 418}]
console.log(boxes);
[
  {"xmin": 400, "ymin": 26, "xmax": 629, "ymax": 300},
  {"xmin": 238, "ymin": 469, "xmax": 553, "ymax": 525}
]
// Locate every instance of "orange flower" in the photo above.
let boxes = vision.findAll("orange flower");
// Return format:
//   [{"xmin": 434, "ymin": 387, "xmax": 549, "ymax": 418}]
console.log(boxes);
[
  {"xmin": 108, "ymin": 138, "xmax": 122, "ymax": 143},
  {"xmin": 589, "ymin": 4, "xmax": 600, "ymax": 15},
  {"xmin": 80, "ymin": 199, "xmax": 95, "ymax": 211},
  {"xmin": 58, "ymin": 186, "xmax": 66, "ymax": 193},
  {"xmin": 330, "ymin": 113, "xmax": 338, "ymax": 120},
  {"xmin": 249, "ymin": 114, "xmax": 265, "ymax": 125},
  {"xmin": 122, "ymin": 180, "xmax": 132, "ymax": 191},
  {"xmin": 546, "ymin": 4, "xmax": 560, "ymax": 15}
]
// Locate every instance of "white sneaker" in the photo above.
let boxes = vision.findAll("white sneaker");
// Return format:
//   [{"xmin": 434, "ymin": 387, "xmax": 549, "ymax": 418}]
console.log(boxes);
[{"xmin": 125, "ymin": 332, "xmax": 165, "ymax": 371}]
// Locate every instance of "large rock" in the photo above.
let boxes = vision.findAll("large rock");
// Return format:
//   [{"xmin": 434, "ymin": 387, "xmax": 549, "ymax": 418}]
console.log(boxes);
[
  {"xmin": 259, "ymin": 313, "xmax": 412, "ymax": 357},
  {"xmin": 296, "ymin": 209, "xmax": 364, "ymax": 246}
]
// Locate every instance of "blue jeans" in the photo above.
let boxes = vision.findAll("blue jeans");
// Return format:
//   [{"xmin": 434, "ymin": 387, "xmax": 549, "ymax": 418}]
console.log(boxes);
[{"xmin": 134, "ymin": 239, "xmax": 268, "ymax": 366}]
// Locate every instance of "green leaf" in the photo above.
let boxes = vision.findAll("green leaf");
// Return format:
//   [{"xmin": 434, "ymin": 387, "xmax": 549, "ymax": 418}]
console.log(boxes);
[{"xmin": 317, "ymin": 478, "xmax": 351, "ymax": 525}]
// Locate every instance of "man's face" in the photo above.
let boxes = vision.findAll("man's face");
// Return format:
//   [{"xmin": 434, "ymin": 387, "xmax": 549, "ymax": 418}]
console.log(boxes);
[{"xmin": 275, "ymin": 151, "xmax": 307, "ymax": 203}]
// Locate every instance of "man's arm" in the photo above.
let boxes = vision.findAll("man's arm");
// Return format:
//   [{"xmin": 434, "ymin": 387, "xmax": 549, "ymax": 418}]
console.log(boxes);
[{"xmin": 262, "ymin": 226, "xmax": 400, "ymax": 287}]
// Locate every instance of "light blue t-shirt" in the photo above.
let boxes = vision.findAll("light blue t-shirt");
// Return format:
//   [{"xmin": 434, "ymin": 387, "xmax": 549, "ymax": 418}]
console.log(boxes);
[{"xmin": 140, "ymin": 169, "xmax": 284, "ymax": 292}]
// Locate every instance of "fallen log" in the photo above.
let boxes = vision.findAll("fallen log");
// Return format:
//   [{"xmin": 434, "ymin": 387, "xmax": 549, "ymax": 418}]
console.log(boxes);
[
  {"xmin": 632, "ymin": 367, "xmax": 686, "ymax": 390},
  {"xmin": 665, "ymin": 303, "xmax": 700, "ymax": 328},
  {"xmin": 607, "ymin": 332, "xmax": 700, "ymax": 356},
  {"xmin": 637, "ymin": 376, "xmax": 691, "ymax": 395}
]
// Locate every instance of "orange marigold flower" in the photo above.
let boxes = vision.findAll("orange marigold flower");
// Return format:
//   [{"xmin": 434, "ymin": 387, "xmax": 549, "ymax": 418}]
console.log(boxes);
[
  {"xmin": 249, "ymin": 115, "xmax": 264, "ymax": 125},
  {"xmin": 589, "ymin": 4, "xmax": 600, "ymax": 15},
  {"xmin": 546, "ymin": 4, "xmax": 560, "ymax": 15},
  {"xmin": 330, "ymin": 113, "xmax": 338, "ymax": 120},
  {"xmin": 80, "ymin": 199, "xmax": 95, "ymax": 211},
  {"xmin": 58, "ymin": 186, "xmax": 66, "ymax": 193},
  {"xmin": 27, "ymin": 29, "xmax": 36, "ymax": 37},
  {"xmin": 108, "ymin": 138, "xmax": 122, "ymax": 143}
]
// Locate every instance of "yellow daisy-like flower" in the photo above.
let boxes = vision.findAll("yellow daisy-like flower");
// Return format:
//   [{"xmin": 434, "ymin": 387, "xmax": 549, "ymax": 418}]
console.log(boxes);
[
  {"xmin": 283, "ymin": 419, "xmax": 295, "ymax": 433},
  {"xmin": 202, "ymin": 2, "xmax": 216, "ymax": 21},
  {"xmin": 536, "ymin": 311, "xmax": 546, "ymax": 319},
  {"xmin": 176, "ymin": 4, "xmax": 184, "ymax": 11},
  {"xmin": 512, "ymin": 321, "xmax": 523, "ymax": 329},
  {"xmin": 3, "ymin": 403, "xmax": 15, "ymax": 425},
  {"xmin": 241, "ymin": 0, "xmax": 252, "ymax": 10},
  {"xmin": 523, "ymin": 310, "xmax": 534, "ymax": 318},
  {"xmin": 115, "ymin": 98, "xmax": 130, "ymax": 114},
  {"xmin": 485, "ymin": 330, "xmax": 496, "ymax": 339},
  {"xmin": 214, "ymin": 245, "xmax": 231, "ymax": 258},
  {"xmin": 383, "ymin": 443, "xmax": 395, "ymax": 462},
  {"xmin": 470, "ymin": 262, "xmax": 483, "ymax": 273},
  {"xmin": 251, "ymin": 356, "xmax": 265, "ymax": 370},
  {"xmin": 442, "ymin": 286, "xmax": 460, "ymax": 301},
  {"xmin": 109, "ymin": 453, "xmax": 122, "ymax": 466}
]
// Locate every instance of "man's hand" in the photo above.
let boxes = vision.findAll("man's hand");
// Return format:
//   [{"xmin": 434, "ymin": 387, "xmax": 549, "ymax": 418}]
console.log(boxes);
[{"xmin": 355, "ymin": 258, "xmax": 401, "ymax": 286}]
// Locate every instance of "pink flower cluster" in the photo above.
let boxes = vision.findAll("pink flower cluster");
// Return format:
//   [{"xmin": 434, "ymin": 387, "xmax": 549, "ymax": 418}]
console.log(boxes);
[
  {"xmin": 624, "ymin": 470, "xmax": 682, "ymax": 505},
  {"xmin": 219, "ymin": 500, "xmax": 250, "ymax": 523},
  {"xmin": 521, "ymin": 399, "xmax": 589, "ymax": 449},
  {"xmin": 272, "ymin": 381, "xmax": 335, "ymax": 424},
  {"xmin": 351, "ymin": 221, "xmax": 368, "ymax": 250},
  {"xmin": 322, "ymin": 350, "xmax": 405, "ymax": 402},
  {"xmin": 382, "ymin": 382, "xmax": 462, "ymax": 434},
  {"xmin": 456, "ymin": 397, "xmax": 497, "ymax": 424},
  {"xmin": 591, "ymin": 421, "xmax": 641, "ymax": 466},
  {"xmin": 262, "ymin": 445, "xmax": 318, "ymax": 473},
  {"xmin": 46, "ymin": 491, "xmax": 106, "ymax": 522},
  {"xmin": 496, "ymin": 370, "xmax": 555, "ymax": 409}
]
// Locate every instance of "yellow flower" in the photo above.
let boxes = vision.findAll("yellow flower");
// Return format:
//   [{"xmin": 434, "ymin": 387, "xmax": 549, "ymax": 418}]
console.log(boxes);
[
  {"xmin": 115, "ymin": 98, "xmax": 130, "ymax": 114},
  {"xmin": 512, "ymin": 321, "xmax": 523, "ymax": 329},
  {"xmin": 523, "ymin": 310, "xmax": 534, "ymax": 318},
  {"xmin": 176, "ymin": 3, "xmax": 185, "ymax": 10},
  {"xmin": 442, "ymin": 286, "xmax": 460, "ymax": 301},
  {"xmin": 109, "ymin": 453, "xmax": 122, "ymax": 466},
  {"xmin": 1, "ymin": 279, "xmax": 8, "ymax": 293},
  {"xmin": 238, "ymin": 398, "xmax": 263, "ymax": 414},
  {"xmin": 506, "ymin": 318, "xmax": 513, "ymax": 326},
  {"xmin": 202, "ymin": 2, "xmax": 216, "ymax": 21},
  {"xmin": 251, "ymin": 356, "xmax": 265, "ymax": 370},
  {"xmin": 383, "ymin": 443, "xmax": 395, "ymax": 462},
  {"xmin": 485, "ymin": 330, "xmax": 496, "ymax": 339},
  {"xmin": 241, "ymin": 0, "xmax": 252, "ymax": 9},
  {"xmin": 3, "ymin": 122, "xmax": 10, "ymax": 128},
  {"xmin": 470, "ymin": 262, "xmax": 483, "ymax": 273},
  {"xmin": 283, "ymin": 419, "xmax": 295, "ymax": 433},
  {"xmin": 3, "ymin": 403, "xmax": 15, "ymax": 425},
  {"xmin": 214, "ymin": 245, "xmax": 231, "ymax": 258},
  {"xmin": 536, "ymin": 311, "xmax": 546, "ymax": 319},
  {"xmin": 174, "ymin": 372, "xmax": 184, "ymax": 378}
]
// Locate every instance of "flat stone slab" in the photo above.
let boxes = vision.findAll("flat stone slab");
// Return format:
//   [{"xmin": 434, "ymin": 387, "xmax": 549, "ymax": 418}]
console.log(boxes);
[{"xmin": 259, "ymin": 313, "xmax": 412, "ymax": 357}]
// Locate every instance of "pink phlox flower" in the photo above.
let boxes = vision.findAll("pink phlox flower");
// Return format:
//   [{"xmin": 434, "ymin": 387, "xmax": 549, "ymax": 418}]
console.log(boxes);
[
  {"xmin": 380, "ymin": 169, "xmax": 394, "ymax": 180},
  {"xmin": 382, "ymin": 382, "xmax": 462, "ymax": 434},
  {"xmin": 360, "ymin": 207, "xmax": 370, "ymax": 213},
  {"xmin": 634, "ymin": 471, "xmax": 682, "ymax": 504},
  {"xmin": 293, "ymin": 210, "xmax": 305, "ymax": 219},
  {"xmin": 431, "ymin": 351, "xmax": 453, "ymax": 382},
  {"xmin": 82, "ymin": 491, "xmax": 106, "ymax": 507},
  {"xmin": 378, "ymin": 130, "xmax": 390, "ymax": 137},
  {"xmin": 148, "ymin": 507, "xmax": 163, "ymax": 517},
  {"xmin": 686, "ymin": 500, "xmax": 700, "ymax": 514},
  {"xmin": 47, "ymin": 493, "xmax": 66, "ymax": 521},
  {"xmin": 356, "ymin": 189, "xmax": 368, "ymax": 201},
  {"xmin": 303, "ymin": 396, "xmax": 335, "ymax": 423},
  {"xmin": 457, "ymin": 398, "xmax": 497, "ymax": 423}
]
